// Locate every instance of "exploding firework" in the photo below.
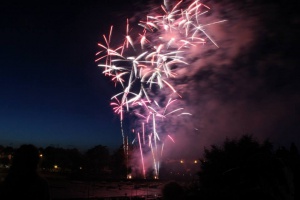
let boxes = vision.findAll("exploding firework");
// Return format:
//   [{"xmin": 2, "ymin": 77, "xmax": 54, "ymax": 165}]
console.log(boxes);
[{"xmin": 96, "ymin": 0, "xmax": 225, "ymax": 178}]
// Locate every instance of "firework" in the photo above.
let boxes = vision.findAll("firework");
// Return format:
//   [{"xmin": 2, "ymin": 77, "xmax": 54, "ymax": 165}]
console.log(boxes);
[
  {"xmin": 96, "ymin": 0, "xmax": 224, "ymax": 178},
  {"xmin": 137, "ymin": 132, "xmax": 146, "ymax": 179}
]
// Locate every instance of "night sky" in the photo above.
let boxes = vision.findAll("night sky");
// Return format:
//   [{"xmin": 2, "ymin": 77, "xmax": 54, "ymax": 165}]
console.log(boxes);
[
  {"xmin": 0, "ymin": 0, "xmax": 136, "ymax": 150},
  {"xmin": 0, "ymin": 0, "xmax": 299, "ymax": 154}
]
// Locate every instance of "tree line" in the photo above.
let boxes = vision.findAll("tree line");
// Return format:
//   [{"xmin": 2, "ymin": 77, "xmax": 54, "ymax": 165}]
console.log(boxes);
[
  {"xmin": 0, "ymin": 144, "xmax": 127, "ymax": 180},
  {"xmin": 1, "ymin": 135, "xmax": 300, "ymax": 199},
  {"xmin": 187, "ymin": 135, "xmax": 300, "ymax": 200}
]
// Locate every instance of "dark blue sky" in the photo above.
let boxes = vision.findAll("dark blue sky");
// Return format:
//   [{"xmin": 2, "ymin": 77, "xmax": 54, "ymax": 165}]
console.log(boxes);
[
  {"xmin": 0, "ymin": 0, "xmax": 140, "ymax": 150},
  {"xmin": 0, "ymin": 0, "xmax": 299, "ymax": 152}
]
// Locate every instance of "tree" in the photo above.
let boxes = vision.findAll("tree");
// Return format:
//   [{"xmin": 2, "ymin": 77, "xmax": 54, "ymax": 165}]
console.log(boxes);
[
  {"xmin": 0, "ymin": 146, "xmax": 14, "ymax": 167},
  {"xmin": 84, "ymin": 145, "xmax": 110, "ymax": 179},
  {"xmin": 109, "ymin": 145, "xmax": 127, "ymax": 179},
  {"xmin": 41, "ymin": 146, "xmax": 83, "ymax": 172},
  {"xmin": 198, "ymin": 135, "xmax": 294, "ymax": 200}
]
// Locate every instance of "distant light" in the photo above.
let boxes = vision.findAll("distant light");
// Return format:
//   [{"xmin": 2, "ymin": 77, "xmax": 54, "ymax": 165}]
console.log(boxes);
[
  {"xmin": 39, "ymin": 154, "xmax": 43, "ymax": 158},
  {"xmin": 54, "ymin": 165, "xmax": 58, "ymax": 169},
  {"xmin": 127, "ymin": 174, "xmax": 132, "ymax": 179},
  {"xmin": 79, "ymin": 167, "xmax": 82, "ymax": 170},
  {"xmin": 180, "ymin": 160, "xmax": 184, "ymax": 164},
  {"xmin": 194, "ymin": 160, "xmax": 198, "ymax": 164}
]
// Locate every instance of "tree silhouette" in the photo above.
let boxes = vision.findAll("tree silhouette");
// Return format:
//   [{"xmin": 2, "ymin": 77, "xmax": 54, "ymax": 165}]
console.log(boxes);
[
  {"xmin": 198, "ymin": 135, "xmax": 295, "ymax": 200},
  {"xmin": 0, "ymin": 146, "xmax": 14, "ymax": 167},
  {"xmin": 84, "ymin": 145, "xmax": 110, "ymax": 179},
  {"xmin": 109, "ymin": 145, "xmax": 127, "ymax": 179},
  {"xmin": 41, "ymin": 146, "xmax": 83, "ymax": 172}
]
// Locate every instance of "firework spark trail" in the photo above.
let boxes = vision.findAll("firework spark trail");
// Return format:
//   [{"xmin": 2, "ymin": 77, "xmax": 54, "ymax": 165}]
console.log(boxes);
[
  {"xmin": 168, "ymin": 134, "xmax": 175, "ymax": 143},
  {"xmin": 142, "ymin": 122, "xmax": 145, "ymax": 145},
  {"xmin": 96, "ymin": 0, "xmax": 224, "ymax": 178},
  {"xmin": 150, "ymin": 137, "xmax": 159, "ymax": 178},
  {"xmin": 137, "ymin": 132, "xmax": 146, "ymax": 179},
  {"xmin": 161, "ymin": 142, "xmax": 164, "ymax": 157}
]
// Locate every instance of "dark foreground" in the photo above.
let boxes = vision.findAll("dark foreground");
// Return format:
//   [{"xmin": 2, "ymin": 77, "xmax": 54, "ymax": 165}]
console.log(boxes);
[
  {"xmin": 1, "ymin": 169, "xmax": 165, "ymax": 200},
  {"xmin": 41, "ymin": 172, "xmax": 164, "ymax": 200},
  {"xmin": 49, "ymin": 179, "xmax": 163, "ymax": 200}
]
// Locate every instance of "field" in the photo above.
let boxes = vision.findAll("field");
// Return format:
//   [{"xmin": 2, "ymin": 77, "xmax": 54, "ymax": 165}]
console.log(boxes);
[
  {"xmin": 1, "ymin": 170, "xmax": 163, "ymax": 199},
  {"xmin": 48, "ymin": 178, "xmax": 163, "ymax": 199}
]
